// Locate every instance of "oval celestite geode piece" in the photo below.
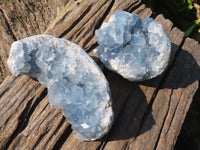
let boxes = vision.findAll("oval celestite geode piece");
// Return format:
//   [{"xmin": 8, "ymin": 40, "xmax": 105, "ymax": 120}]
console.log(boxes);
[
  {"xmin": 95, "ymin": 10, "xmax": 171, "ymax": 81},
  {"xmin": 7, "ymin": 35, "xmax": 114, "ymax": 141}
]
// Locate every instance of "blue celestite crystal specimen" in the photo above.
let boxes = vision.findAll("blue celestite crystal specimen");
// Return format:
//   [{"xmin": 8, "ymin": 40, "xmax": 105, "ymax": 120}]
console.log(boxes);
[
  {"xmin": 7, "ymin": 35, "xmax": 114, "ymax": 141},
  {"xmin": 95, "ymin": 10, "xmax": 171, "ymax": 81}
]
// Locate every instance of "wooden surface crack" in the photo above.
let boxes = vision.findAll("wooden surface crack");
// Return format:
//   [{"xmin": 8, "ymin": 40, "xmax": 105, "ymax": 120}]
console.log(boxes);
[
  {"xmin": 99, "ymin": 85, "xmax": 139, "ymax": 150},
  {"xmin": 52, "ymin": 125, "xmax": 72, "ymax": 150},
  {"xmin": 5, "ymin": 88, "xmax": 47, "ymax": 149},
  {"xmin": 153, "ymin": 89, "xmax": 173, "ymax": 150},
  {"xmin": 0, "ymin": 9, "xmax": 17, "ymax": 41},
  {"xmin": 81, "ymin": 0, "xmax": 115, "ymax": 50},
  {"xmin": 0, "ymin": 57, "xmax": 5, "ymax": 82},
  {"xmin": 165, "ymin": 91, "xmax": 184, "ymax": 135},
  {"xmin": 59, "ymin": 5, "xmax": 93, "ymax": 38},
  {"xmin": 143, "ymin": 36, "xmax": 187, "ymax": 120},
  {"xmin": 21, "ymin": 1, "xmax": 41, "ymax": 34},
  {"xmin": 125, "ymin": 0, "xmax": 141, "ymax": 12},
  {"xmin": 0, "ymin": 76, "xmax": 17, "ymax": 98}
]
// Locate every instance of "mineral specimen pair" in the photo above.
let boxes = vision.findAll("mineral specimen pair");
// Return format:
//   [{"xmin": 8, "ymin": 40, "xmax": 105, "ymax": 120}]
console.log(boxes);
[{"xmin": 7, "ymin": 10, "xmax": 171, "ymax": 141}]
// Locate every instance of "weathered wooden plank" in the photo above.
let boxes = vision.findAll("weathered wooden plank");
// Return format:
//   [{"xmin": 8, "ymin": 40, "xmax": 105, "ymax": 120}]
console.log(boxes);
[
  {"xmin": 0, "ymin": 11, "xmax": 14, "ymax": 82},
  {"xmin": 0, "ymin": 0, "xmax": 198, "ymax": 150},
  {"xmin": 155, "ymin": 14, "xmax": 173, "ymax": 33},
  {"xmin": 0, "ymin": 0, "xmax": 68, "ymax": 39},
  {"xmin": 45, "ymin": 0, "xmax": 114, "ymax": 50},
  {"xmin": 127, "ymin": 39, "xmax": 200, "ymax": 150},
  {"xmin": 119, "ymin": 27, "xmax": 185, "ymax": 150},
  {"xmin": 104, "ymin": 0, "xmax": 141, "ymax": 21},
  {"xmin": 0, "ymin": 75, "xmax": 70, "ymax": 150},
  {"xmin": 155, "ymin": 38, "xmax": 200, "ymax": 150},
  {"xmin": 44, "ymin": 0, "xmax": 142, "ymax": 52},
  {"xmin": 133, "ymin": 4, "xmax": 152, "ymax": 20},
  {"xmin": 7, "ymin": 96, "xmax": 70, "ymax": 150},
  {"xmin": 0, "ymin": 75, "xmax": 45, "ymax": 150},
  {"xmin": 101, "ymin": 17, "xmax": 184, "ymax": 150},
  {"xmin": 122, "ymin": 27, "xmax": 185, "ymax": 150}
]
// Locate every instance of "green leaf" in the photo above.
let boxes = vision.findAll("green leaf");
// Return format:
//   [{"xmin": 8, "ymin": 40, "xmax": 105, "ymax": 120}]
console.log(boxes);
[{"xmin": 184, "ymin": 19, "xmax": 200, "ymax": 37}]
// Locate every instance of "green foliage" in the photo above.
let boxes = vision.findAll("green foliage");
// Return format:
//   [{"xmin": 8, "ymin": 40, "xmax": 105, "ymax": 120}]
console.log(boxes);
[
  {"xmin": 144, "ymin": 0, "xmax": 200, "ymax": 41},
  {"xmin": 185, "ymin": 19, "xmax": 200, "ymax": 37}
]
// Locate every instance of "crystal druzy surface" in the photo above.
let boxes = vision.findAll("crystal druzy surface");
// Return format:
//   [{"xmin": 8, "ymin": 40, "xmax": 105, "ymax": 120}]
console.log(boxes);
[
  {"xmin": 7, "ymin": 35, "xmax": 114, "ymax": 141},
  {"xmin": 95, "ymin": 10, "xmax": 171, "ymax": 81}
]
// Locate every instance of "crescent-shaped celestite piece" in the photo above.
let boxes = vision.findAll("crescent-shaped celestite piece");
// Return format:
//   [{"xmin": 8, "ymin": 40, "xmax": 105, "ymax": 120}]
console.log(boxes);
[
  {"xmin": 95, "ymin": 10, "xmax": 171, "ymax": 81},
  {"xmin": 7, "ymin": 35, "xmax": 114, "ymax": 141}
]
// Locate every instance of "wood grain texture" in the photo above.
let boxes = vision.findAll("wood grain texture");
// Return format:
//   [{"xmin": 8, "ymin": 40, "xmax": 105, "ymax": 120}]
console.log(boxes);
[
  {"xmin": 101, "ymin": 15, "xmax": 185, "ymax": 150},
  {"xmin": 128, "ymin": 38, "xmax": 200, "ymax": 150},
  {"xmin": 155, "ymin": 38, "xmax": 200, "ymax": 150},
  {"xmin": 0, "ymin": 11, "xmax": 14, "ymax": 83},
  {"xmin": 0, "ymin": 0, "xmax": 199, "ymax": 150},
  {"xmin": 0, "ymin": 75, "xmax": 45, "ymax": 149},
  {"xmin": 0, "ymin": 0, "xmax": 68, "ymax": 39},
  {"xmin": 44, "ymin": 0, "xmax": 114, "ymax": 50},
  {"xmin": 7, "ymin": 96, "xmax": 70, "ymax": 150}
]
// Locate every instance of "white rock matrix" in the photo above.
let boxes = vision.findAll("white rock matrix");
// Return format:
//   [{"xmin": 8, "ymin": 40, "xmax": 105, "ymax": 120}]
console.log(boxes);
[
  {"xmin": 95, "ymin": 10, "xmax": 171, "ymax": 81},
  {"xmin": 7, "ymin": 35, "xmax": 114, "ymax": 141}
]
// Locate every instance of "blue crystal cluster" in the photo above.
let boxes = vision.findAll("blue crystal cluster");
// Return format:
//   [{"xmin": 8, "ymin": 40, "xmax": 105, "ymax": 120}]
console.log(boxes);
[
  {"xmin": 7, "ymin": 35, "xmax": 114, "ymax": 141},
  {"xmin": 95, "ymin": 10, "xmax": 171, "ymax": 81}
]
